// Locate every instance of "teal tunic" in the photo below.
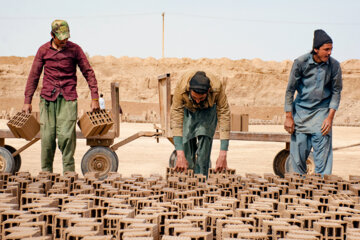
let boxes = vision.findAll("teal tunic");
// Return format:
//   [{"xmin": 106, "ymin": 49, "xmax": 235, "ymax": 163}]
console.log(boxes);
[{"xmin": 182, "ymin": 105, "xmax": 217, "ymax": 177}]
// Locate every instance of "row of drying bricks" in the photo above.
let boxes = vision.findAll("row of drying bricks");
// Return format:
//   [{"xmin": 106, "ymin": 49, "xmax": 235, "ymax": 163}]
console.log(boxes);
[{"xmin": 0, "ymin": 171, "xmax": 360, "ymax": 239}]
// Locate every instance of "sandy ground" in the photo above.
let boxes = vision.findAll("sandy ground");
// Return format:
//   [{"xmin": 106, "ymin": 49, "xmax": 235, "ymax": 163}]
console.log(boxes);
[{"xmin": 1, "ymin": 121, "xmax": 359, "ymax": 179}]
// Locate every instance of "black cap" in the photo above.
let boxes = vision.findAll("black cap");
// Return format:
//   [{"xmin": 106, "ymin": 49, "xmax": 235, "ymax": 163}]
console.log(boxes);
[
  {"xmin": 189, "ymin": 71, "xmax": 210, "ymax": 94},
  {"xmin": 313, "ymin": 29, "xmax": 332, "ymax": 50}
]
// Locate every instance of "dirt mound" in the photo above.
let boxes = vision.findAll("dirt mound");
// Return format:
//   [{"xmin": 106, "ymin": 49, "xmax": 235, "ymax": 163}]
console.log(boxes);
[{"xmin": 0, "ymin": 56, "xmax": 359, "ymax": 125}]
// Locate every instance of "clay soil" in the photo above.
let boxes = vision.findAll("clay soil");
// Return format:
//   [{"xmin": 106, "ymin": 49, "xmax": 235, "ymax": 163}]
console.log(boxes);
[
  {"xmin": 1, "ymin": 120, "xmax": 359, "ymax": 179},
  {"xmin": 0, "ymin": 56, "xmax": 359, "ymax": 178}
]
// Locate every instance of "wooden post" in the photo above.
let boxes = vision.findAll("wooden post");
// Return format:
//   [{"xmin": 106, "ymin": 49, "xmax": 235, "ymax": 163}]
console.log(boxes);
[
  {"xmin": 158, "ymin": 73, "xmax": 171, "ymax": 138},
  {"xmin": 111, "ymin": 82, "xmax": 120, "ymax": 138},
  {"xmin": 162, "ymin": 12, "xmax": 165, "ymax": 58}
]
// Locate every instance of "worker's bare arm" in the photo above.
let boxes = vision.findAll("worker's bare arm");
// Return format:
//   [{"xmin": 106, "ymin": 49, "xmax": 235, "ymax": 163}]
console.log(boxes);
[
  {"xmin": 91, "ymin": 99, "xmax": 100, "ymax": 112},
  {"xmin": 215, "ymin": 150, "xmax": 227, "ymax": 172},
  {"xmin": 175, "ymin": 150, "xmax": 188, "ymax": 172},
  {"xmin": 284, "ymin": 112, "xmax": 295, "ymax": 134},
  {"xmin": 22, "ymin": 104, "xmax": 32, "ymax": 114}
]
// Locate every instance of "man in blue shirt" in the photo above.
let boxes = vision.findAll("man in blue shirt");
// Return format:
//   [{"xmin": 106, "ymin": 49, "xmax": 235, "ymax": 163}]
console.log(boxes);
[{"xmin": 284, "ymin": 29, "xmax": 342, "ymax": 176}]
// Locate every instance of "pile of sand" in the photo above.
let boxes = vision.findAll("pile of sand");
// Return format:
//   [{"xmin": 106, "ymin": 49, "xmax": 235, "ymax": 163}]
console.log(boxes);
[{"xmin": 0, "ymin": 56, "xmax": 359, "ymax": 125}]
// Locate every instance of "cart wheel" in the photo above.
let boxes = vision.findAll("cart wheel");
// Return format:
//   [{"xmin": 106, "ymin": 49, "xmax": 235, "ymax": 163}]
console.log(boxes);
[
  {"xmin": 0, "ymin": 147, "xmax": 15, "ymax": 174},
  {"xmin": 273, "ymin": 149, "xmax": 289, "ymax": 178},
  {"xmin": 4, "ymin": 145, "xmax": 21, "ymax": 174},
  {"xmin": 285, "ymin": 152, "xmax": 315, "ymax": 175},
  {"xmin": 81, "ymin": 146, "xmax": 119, "ymax": 180}
]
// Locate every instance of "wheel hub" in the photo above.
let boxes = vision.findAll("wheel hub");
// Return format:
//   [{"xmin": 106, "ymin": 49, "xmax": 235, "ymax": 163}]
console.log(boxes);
[
  {"xmin": 0, "ymin": 155, "xmax": 5, "ymax": 171},
  {"xmin": 89, "ymin": 154, "xmax": 110, "ymax": 172}
]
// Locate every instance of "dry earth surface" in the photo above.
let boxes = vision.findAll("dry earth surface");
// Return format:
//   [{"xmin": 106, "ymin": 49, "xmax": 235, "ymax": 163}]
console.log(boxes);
[
  {"xmin": 1, "ymin": 120, "xmax": 359, "ymax": 179},
  {"xmin": 0, "ymin": 56, "xmax": 360, "ymax": 124},
  {"xmin": 0, "ymin": 56, "xmax": 359, "ymax": 178}
]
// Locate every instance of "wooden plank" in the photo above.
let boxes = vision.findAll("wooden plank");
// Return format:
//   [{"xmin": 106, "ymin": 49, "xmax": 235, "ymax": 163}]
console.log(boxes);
[
  {"xmin": 213, "ymin": 131, "xmax": 290, "ymax": 143},
  {"xmin": 158, "ymin": 73, "xmax": 172, "ymax": 138},
  {"xmin": 0, "ymin": 138, "xmax": 4, "ymax": 147}
]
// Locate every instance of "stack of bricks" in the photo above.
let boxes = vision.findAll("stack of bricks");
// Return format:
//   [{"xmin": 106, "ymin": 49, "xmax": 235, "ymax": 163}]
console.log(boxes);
[
  {"xmin": 7, "ymin": 111, "xmax": 40, "ymax": 140},
  {"xmin": 0, "ymin": 170, "xmax": 359, "ymax": 240},
  {"xmin": 78, "ymin": 110, "xmax": 114, "ymax": 137}
]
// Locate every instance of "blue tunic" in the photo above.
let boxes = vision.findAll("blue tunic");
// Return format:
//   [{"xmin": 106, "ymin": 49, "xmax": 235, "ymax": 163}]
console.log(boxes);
[{"xmin": 284, "ymin": 53, "xmax": 342, "ymax": 133}]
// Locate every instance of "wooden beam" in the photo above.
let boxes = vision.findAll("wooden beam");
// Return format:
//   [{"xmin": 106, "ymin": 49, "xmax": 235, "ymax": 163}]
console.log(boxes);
[
  {"xmin": 213, "ymin": 131, "xmax": 290, "ymax": 143},
  {"xmin": 111, "ymin": 131, "xmax": 160, "ymax": 151},
  {"xmin": 111, "ymin": 82, "xmax": 120, "ymax": 138},
  {"xmin": 12, "ymin": 138, "xmax": 40, "ymax": 157}
]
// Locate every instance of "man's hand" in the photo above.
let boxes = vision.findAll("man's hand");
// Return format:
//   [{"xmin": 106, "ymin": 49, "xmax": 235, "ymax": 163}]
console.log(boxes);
[
  {"xmin": 284, "ymin": 112, "xmax": 295, "ymax": 134},
  {"xmin": 22, "ymin": 104, "xmax": 32, "ymax": 114},
  {"xmin": 91, "ymin": 99, "xmax": 100, "ymax": 112},
  {"xmin": 215, "ymin": 150, "xmax": 227, "ymax": 172},
  {"xmin": 175, "ymin": 150, "xmax": 188, "ymax": 172},
  {"xmin": 321, "ymin": 109, "xmax": 336, "ymax": 136}
]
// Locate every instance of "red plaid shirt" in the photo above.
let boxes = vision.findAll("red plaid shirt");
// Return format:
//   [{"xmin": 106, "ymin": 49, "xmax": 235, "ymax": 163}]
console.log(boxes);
[{"xmin": 24, "ymin": 40, "xmax": 99, "ymax": 104}]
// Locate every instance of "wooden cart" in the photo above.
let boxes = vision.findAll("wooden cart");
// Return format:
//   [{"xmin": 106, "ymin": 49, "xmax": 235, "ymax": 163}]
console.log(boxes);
[{"xmin": 0, "ymin": 75, "xmax": 319, "ymax": 178}]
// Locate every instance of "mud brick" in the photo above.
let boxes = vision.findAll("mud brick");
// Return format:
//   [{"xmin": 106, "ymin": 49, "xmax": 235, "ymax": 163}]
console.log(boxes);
[
  {"xmin": 53, "ymin": 213, "xmax": 80, "ymax": 239},
  {"xmin": 119, "ymin": 217, "xmax": 146, "ymax": 232},
  {"xmin": 108, "ymin": 208, "xmax": 135, "ymax": 218},
  {"xmin": 216, "ymin": 219, "xmax": 249, "ymax": 240},
  {"xmin": 327, "ymin": 210, "xmax": 353, "ymax": 221},
  {"xmin": 148, "ymin": 194, "xmax": 166, "ymax": 203},
  {"xmin": 0, "ymin": 193, "xmax": 17, "ymax": 204},
  {"xmin": 232, "ymin": 232, "xmax": 267, "ymax": 239},
  {"xmin": 172, "ymin": 199, "xmax": 194, "ymax": 217},
  {"xmin": 165, "ymin": 223, "xmax": 194, "ymax": 236},
  {"xmin": 203, "ymin": 193, "xmax": 220, "ymax": 204},
  {"xmin": 0, "ymin": 209, "xmax": 28, "ymax": 223},
  {"xmin": 286, "ymin": 229, "xmax": 322, "ymax": 239},
  {"xmin": 136, "ymin": 213, "xmax": 161, "ymax": 226},
  {"xmin": 2, "ymin": 218, "xmax": 32, "ymax": 239},
  {"xmin": 261, "ymin": 220, "xmax": 289, "ymax": 238},
  {"xmin": 21, "ymin": 236, "xmax": 52, "ymax": 240},
  {"xmin": 3, "ymin": 227, "xmax": 41, "ymax": 239},
  {"xmin": 271, "ymin": 225, "xmax": 299, "ymax": 239},
  {"xmin": 240, "ymin": 194, "xmax": 259, "ymax": 209},
  {"xmin": 64, "ymin": 207, "xmax": 91, "ymax": 218},
  {"xmin": 344, "ymin": 216, "xmax": 360, "ymax": 229},
  {"xmin": 322, "ymin": 185, "xmax": 338, "ymax": 195},
  {"xmin": 20, "ymin": 221, "xmax": 47, "ymax": 237},
  {"xmin": 121, "ymin": 230, "xmax": 153, "ymax": 239},
  {"xmin": 251, "ymin": 214, "xmax": 274, "ymax": 232},
  {"xmin": 350, "ymin": 184, "xmax": 360, "ymax": 196},
  {"xmin": 221, "ymin": 227, "xmax": 251, "ymax": 239},
  {"xmin": 20, "ymin": 192, "xmax": 46, "ymax": 207},
  {"xmin": 235, "ymin": 208, "xmax": 257, "ymax": 218},
  {"xmin": 129, "ymin": 223, "xmax": 159, "ymax": 240},
  {"xmin": 7, "ymin": 112, "xmax": 40, "ymax": 140},
  {"xmin": 162, "ymin": 236, "xmax": 191, "ymax": 240},
  {"xmin": 75, "ymin": 222, "xmax": 104, "ymax": 236},
  {"xmin": 90, "ymin": 206, "xmax": 108, "ymax": 221},
  {"xmin": 63, "ymin": 226, "xmax": 99, "ymax": 239},
  {"xmin": 314, "ymin": 221, "xmax": 344, "ymax": 240},
  {"xmin": 205, "ymin": 212, "xmax": 227, "ymax": 237}
]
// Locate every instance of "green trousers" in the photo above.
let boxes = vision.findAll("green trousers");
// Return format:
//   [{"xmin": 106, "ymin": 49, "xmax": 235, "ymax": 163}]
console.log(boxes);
[
  {"xmin": 184, "ymin": 136, "xmax": 213, "ymax": 177},
  {"xmin": 40, "ymin": 96, "xmax": 77, "ymax": 173}
]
